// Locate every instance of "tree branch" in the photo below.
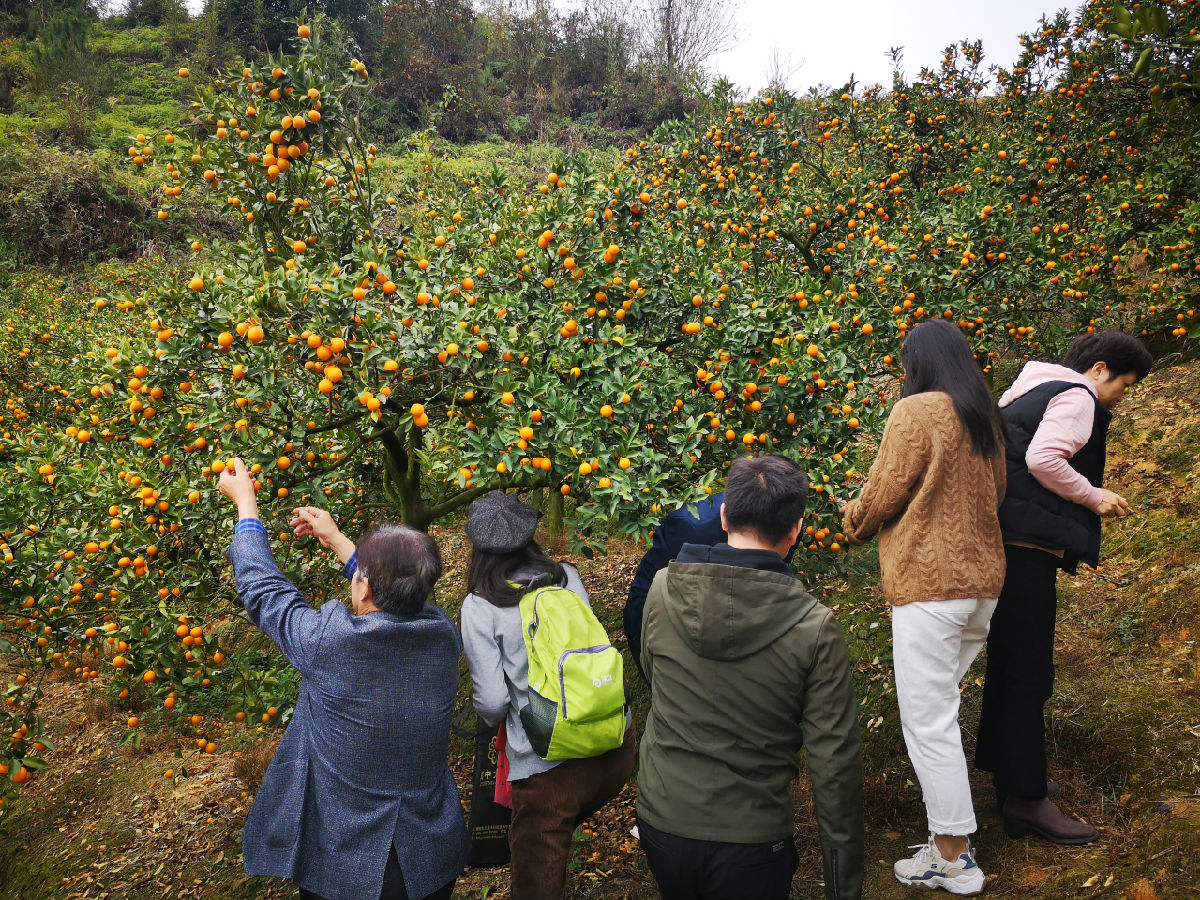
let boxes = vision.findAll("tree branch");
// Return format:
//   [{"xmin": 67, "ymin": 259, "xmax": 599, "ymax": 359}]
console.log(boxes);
[
  {"xmin": 774, "ymin": 226, "xmax": 819, "ymax": 271},
  {"xmin": 423, "ymin": 484, "xmax": 499, "ymax": 522},
  {"xmin": 304, "ymin": 408, "xmax": 372, "ymax": 435}
]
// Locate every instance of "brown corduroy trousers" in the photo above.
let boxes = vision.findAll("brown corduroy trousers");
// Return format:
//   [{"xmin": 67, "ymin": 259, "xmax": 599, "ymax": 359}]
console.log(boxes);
[{"xmin": 508, "ymin": 723, "xmax": 636, "ymax": 900}]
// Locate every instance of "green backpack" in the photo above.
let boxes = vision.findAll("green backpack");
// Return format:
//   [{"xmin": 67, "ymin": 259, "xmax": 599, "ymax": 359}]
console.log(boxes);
[{"xmin": 518, "ymin": 584, "xmax": 626, "ymax": 761}]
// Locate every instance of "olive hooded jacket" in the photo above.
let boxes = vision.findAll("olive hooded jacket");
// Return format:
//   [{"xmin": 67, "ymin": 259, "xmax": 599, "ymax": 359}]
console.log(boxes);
[{"xmin": 636, "ymin": 542, "xmax": 864, "ymax": 900}]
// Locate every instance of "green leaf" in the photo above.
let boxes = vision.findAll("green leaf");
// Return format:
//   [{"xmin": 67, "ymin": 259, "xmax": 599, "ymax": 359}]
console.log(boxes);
[
  {"xmin": 1113, "ymin": 3, "xmax": 1132, "ymax": 33},
  {"xmin": 1108, "ymin": 2, "xmax": 1128, "ymax": 36},
  {"xmin": 1134, "ymin": 4, "xmax": 1152, "ymax": 33},
  {"xmin": 1133, "ymin": 46, "xmax": 1155, "ymax": 77},
  {"xmin": 1151, "ymin": 5, "xmax": 1171, "ymax": 39}
]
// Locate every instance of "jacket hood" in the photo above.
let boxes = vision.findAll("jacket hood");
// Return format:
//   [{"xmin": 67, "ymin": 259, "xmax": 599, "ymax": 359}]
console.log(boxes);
[
  {"xmin": 659, "ymin": 544, "xmax": 815, "ymax": 661},
  {"xmin": 999, "ymin": 360, "xmax": 1096, "ymax": 409}
]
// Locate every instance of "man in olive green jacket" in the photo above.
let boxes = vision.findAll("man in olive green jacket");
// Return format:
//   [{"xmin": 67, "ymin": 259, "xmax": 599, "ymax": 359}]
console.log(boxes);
[{"xmin": 636, "ymin": 455, "xmax": 864, "ymax": 900}]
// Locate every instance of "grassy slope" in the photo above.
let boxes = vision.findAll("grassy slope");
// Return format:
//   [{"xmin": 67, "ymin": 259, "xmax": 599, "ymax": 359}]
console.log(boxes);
[{"xmin": 3, "ymin": 361, "xmax": 1198, "ymax": 899}]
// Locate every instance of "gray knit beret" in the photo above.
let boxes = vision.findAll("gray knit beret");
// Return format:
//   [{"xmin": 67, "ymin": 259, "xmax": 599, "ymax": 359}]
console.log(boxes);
[{"xmin": 465, "ymin": 491, "xmax": 538, "ymax": 553}]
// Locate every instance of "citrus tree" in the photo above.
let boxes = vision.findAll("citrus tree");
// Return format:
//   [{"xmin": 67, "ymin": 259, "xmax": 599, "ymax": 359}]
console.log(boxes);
[{"xmin": 4, "ymin": 0, "xmax": 1198, "ymax": 803}]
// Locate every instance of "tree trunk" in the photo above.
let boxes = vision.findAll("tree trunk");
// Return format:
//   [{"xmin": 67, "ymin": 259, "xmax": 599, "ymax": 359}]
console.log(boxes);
[
  {"xmin": 545, "ymin": 489, "xmax": 564, "ymax": 537},
  {"xmin": 380, "ymin": 427, "xmax": 431, "ymax": 531},
  {"xmin": 667, "ymin": 0, "xmax": 676, "ymax": 71}
]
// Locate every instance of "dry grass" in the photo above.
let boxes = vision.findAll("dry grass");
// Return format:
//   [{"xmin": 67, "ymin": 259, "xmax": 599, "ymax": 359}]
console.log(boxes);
[
  {"xmin": 232, "ymin": 739, "xmax": 278, "ymax": 794},
  {"xmin": 81, "ymin": 694, "xmax": 112, "ymax": 723}
]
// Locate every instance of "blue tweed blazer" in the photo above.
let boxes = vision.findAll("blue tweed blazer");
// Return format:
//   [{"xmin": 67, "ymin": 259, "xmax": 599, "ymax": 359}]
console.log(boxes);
[{"xmin": 227, "ymin": 527, "xmax": 469, "ymax": 900}]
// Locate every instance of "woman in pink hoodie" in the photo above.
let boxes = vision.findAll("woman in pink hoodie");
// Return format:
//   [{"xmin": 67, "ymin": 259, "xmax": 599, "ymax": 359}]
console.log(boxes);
[{"xmin": 976, "ymin": 330, "xmax": 1152, "ymax": 845}]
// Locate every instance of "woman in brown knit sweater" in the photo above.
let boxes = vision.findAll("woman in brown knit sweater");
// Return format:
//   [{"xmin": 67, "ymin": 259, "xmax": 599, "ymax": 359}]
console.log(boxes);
[{"xmin": 842, "ymin": 318, "xmax": 1006, "ymax": 896}]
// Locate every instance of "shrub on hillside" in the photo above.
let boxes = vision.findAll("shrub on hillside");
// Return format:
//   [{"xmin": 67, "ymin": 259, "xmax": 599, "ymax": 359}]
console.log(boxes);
[
  {"xmin": 0, "ymin": 145, "xmax": 151, "ymax": 263},
  {"xmin": 0, "ymin": 36, "xmax": 34, "ymax": 111}
]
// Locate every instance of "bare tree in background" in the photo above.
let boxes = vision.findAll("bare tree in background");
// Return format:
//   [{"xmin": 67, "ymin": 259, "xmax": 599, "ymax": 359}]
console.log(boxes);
[
  {"xmin": 763, "ymin": 43, "xmax": 802, "ymax": 94},
  {"xmin": 639, "ymin": 0, "xmax": 740, "ymax": 75}
]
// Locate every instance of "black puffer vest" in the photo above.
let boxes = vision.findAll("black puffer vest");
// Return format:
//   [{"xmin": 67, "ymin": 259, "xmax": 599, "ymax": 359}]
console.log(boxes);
[{"xmin": 998, "ymin": 381, "xmax": 1111, "ymax": 573}]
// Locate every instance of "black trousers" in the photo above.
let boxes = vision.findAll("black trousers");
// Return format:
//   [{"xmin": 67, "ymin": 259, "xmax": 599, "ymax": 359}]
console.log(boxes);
[
  {"xmin": 975, "ymin": 544, "xmax": 1059, "ymax": 799},
  {"xmin": 298, "ymin": 847, "xmax": 456, "ymax": 900},
  {"xmin": 637, "ymin": 817, "xmax": 798, "ymax": 900}
]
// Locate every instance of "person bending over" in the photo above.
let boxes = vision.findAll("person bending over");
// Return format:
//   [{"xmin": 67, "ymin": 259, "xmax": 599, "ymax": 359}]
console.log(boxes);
[{"xmin": 976, "ymin": 330, "xmax": 1153, "ymax": 845}]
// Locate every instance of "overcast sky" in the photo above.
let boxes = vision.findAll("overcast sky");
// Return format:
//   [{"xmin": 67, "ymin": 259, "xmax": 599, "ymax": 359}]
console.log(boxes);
[
  {"xmin": 179, "ymin": 0, "xmax": 1069, "ymax": 93},
  {"xmin": 708, "ymin": 0, "xmax": 1070, "ymax": 92}
]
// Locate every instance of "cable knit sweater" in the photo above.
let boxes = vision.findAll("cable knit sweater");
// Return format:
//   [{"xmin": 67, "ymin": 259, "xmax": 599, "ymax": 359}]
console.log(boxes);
[{"xmin": 842, "ymin": 392, "xmax": 1007, "ymax": 606}]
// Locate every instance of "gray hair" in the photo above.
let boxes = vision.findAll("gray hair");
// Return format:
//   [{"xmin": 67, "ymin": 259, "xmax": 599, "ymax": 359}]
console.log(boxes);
[{"xmin": 354, "ymin": 524, "xmax": 442, "ymax": 617}]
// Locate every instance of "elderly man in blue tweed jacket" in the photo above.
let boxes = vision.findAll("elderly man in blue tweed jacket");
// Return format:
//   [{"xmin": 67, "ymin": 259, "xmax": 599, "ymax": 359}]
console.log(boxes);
[{"xmin": 219, "ymin": 457, "xmax": 469, "ymax": 900}]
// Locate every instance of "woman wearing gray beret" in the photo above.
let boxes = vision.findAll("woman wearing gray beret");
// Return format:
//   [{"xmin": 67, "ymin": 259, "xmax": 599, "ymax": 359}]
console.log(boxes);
[{"xmin": 459, "ymin": 491, "xmax": 635, "ymax": 899}]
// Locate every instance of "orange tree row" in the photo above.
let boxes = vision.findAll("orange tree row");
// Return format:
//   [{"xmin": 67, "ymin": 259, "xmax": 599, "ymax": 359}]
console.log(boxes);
[{"xmin": 3, "ymin": 2, "xmax": 1197, "ymax": 801}]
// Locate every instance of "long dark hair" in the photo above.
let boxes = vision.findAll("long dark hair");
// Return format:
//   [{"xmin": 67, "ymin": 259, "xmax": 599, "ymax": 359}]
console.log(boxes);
[
  {"xmin": 466, "ymin": 541, "xmax": 567, "ymax": 608},
  {"xmin": 901, "ymin": 318, "xmax": 1005, "ymax": 459}
]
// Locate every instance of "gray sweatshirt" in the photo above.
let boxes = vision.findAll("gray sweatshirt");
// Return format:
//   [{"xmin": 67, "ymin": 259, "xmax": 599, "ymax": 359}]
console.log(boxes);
[{"xmin": 459, "ymin": 564, "xmax": 586, "ymax": 781}]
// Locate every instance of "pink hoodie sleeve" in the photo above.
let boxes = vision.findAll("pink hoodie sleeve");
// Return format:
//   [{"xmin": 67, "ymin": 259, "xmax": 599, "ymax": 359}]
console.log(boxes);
[{"xmin": 1025, "ymin": 389, "xmax": 1104, "ymax": 511}]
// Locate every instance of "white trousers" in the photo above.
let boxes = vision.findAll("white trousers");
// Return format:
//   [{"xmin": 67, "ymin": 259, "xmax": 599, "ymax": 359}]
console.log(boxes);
[{"xmin": 892, "ymin": 597, "xmax": 998, "ymax": 836}]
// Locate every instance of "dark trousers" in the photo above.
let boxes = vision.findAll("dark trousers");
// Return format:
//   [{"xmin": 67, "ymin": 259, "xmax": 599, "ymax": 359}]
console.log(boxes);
[
  {"xmin": 298, "ymin": 847, "xmax": 455, "ymax": 900},
  {"xmin": 508, "ymin": 723, "xmax": 637, "ymax": 900},
  {"xmin": 637, "ymin": 817, "xmax": 799, "ymax": 900},
  {"xmin": 975, "ymin": 544, "xmax": 1059, "ymax": 799}
]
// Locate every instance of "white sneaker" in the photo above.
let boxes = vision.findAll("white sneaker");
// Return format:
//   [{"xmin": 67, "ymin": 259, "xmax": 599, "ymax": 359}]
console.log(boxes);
[{"xmin": 893, "ymin": 836, "xmax": 986, "ymax": 895}]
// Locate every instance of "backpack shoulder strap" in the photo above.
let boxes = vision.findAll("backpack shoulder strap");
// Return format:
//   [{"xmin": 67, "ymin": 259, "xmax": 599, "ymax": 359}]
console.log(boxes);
[{"xmin": 524, "ymin": 585, "xmax": 568, "ymax": 641}]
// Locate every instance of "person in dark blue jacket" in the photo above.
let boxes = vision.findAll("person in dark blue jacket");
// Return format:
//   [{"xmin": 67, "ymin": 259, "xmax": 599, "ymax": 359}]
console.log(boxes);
[
  {"xmin": 219, "ymin": 457, "xmax": 469, "ymax": 900},
  {"xmin": 624, "ymin": 492, "xmax": 726, "ymax": 682}
]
